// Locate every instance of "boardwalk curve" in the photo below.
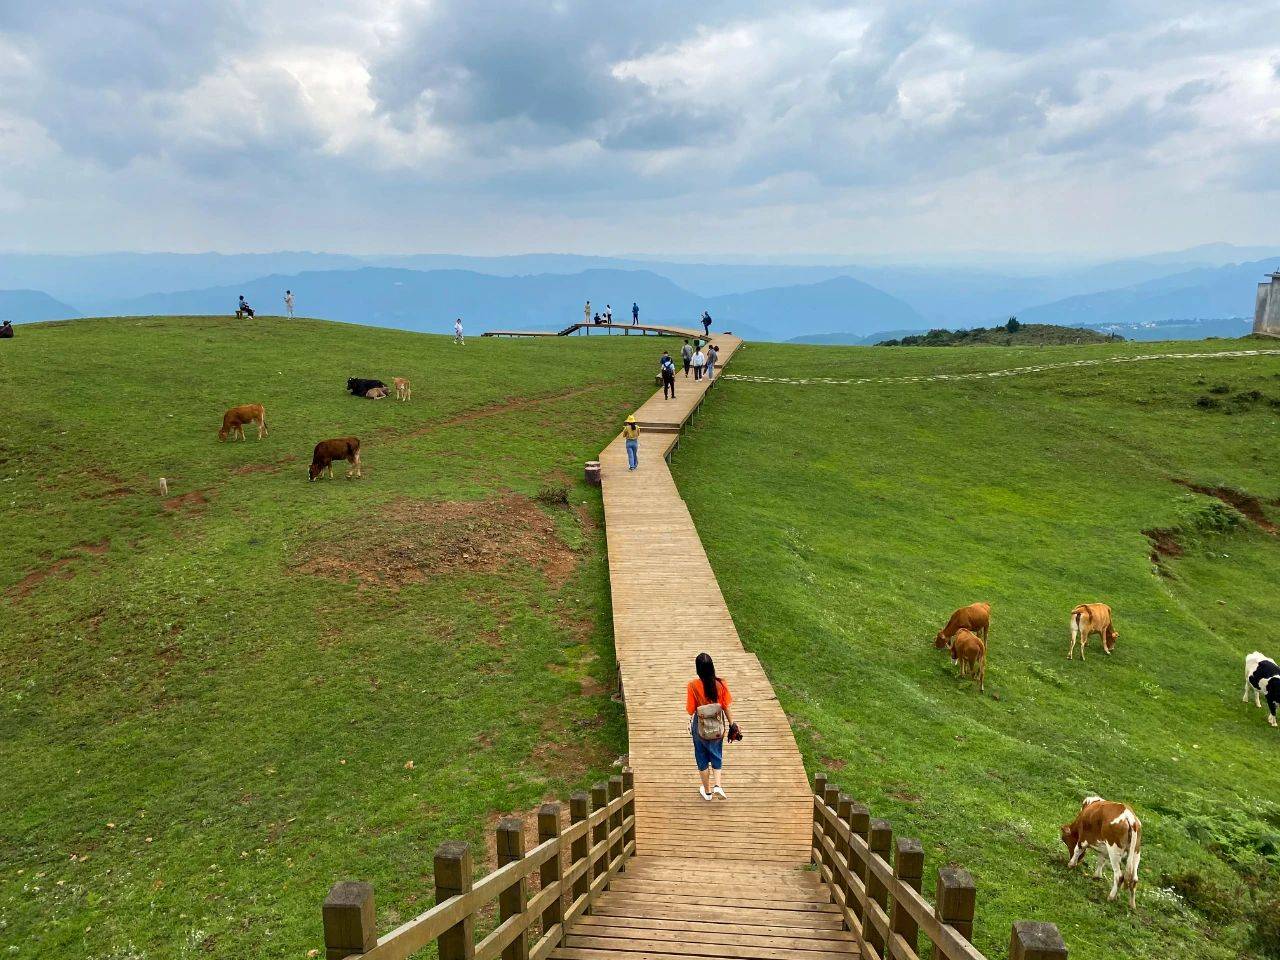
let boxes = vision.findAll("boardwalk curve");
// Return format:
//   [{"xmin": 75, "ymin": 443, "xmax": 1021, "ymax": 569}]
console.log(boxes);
[{"xmin": 552, "ymin": 334, "xmax": 855, "ymax": 960}]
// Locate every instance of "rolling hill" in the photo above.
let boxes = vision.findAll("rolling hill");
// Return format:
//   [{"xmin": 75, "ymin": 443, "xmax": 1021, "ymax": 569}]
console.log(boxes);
[{"xmin": 0, "ymin": 289, "xmax": 79, "ymax": 323}]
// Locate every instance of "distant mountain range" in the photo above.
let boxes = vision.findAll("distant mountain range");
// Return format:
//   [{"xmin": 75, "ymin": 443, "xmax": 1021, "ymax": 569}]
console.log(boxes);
[{"xmin": 1, "ymin": 243, "xmax": 1276, "ymax": 341}]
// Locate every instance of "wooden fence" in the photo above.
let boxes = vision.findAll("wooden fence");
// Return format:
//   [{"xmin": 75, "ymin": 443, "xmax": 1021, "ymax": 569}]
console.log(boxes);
[
  {"xmin": 322, "ymin": 771, "xmax": 636, "ymax": 960},
  {"xmin": 811, "ymin": 775, "xmax": 1068, "ymax": 960}
]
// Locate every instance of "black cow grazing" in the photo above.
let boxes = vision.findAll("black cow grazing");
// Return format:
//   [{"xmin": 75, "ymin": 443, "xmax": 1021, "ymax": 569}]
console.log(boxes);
[
  {"xmin": 309, "ymin": 437, "xmax": 362, "ymax": 481},
  {"xmin": 347, "ymin": 378, "xmax": 386, "ymax": 397},
  {"xmin": 0, "ymin": 320, "xmax": 13, "ymax": 339},
  {"xmin": 1245, "ymin": 652, "xmax": 1280, "ymax": 727}
]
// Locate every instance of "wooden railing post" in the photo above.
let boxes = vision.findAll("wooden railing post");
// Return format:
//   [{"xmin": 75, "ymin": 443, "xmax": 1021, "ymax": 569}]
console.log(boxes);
[
  {"xmin": 863, "ymin": 819, "xmax": 892, "ymax": 957},
  {"xmin": 435, "ymin": 841, "xmax": 475, "ymax": 960},
  {"xmin": 591, "ymin": 782, "xmax": 610, "ymax": 880},
  {"xmin": 936, "ymin": 866, "xmax": 977, "ymax": 956},
  {"xmin": 496, "ymin": 819, "xmax": 529, "ymax": 960},
  {"xmin": 538, "ymin": 803, "xmax": 563, "ymax": 935},
  {"xmin": 811, "ymin": 775, "xmax": 828, "ymax": 864},
  {"xmin": 570, "ymin": 792, "xmax": 590, "ymax": 903},
  {"xmin": 322, "ymin": 881, "xmax": 376, "ymax": 960},
  {"xmin": 622, "ymin": 769, "xmax": 636, "ymax": 849},
  {"xmin": 890, "ymin": 838, "xmax": 924, "ymax": 954},
  {"xmin": 821, "ymin": 783, "xmax": 840, "ymax": 888},
  {"xmin": 1010, "ymin": 921, "xmax": 1067, "ymax": 960},
  {"xmin": 844, "ymin": 800, "xmax": 871, "ymax": 884},
  {"xmin": 834, "ymin": 794, "xmax": 855, "ymax": 920},
  {"xmin": 608, "ymin": 776, "xmax": 624, "ymax": 867}
]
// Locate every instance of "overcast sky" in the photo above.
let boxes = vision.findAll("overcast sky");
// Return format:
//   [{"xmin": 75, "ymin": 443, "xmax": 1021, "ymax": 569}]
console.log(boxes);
[{"xmin": 1, "ymin": 0, "xmax": 1278, "ymax": 257}]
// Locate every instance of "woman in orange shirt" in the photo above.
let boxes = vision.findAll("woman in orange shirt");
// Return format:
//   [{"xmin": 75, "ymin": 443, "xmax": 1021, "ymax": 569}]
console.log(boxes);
[{"xmin": 687, "ymin": 652, "xmax": 734, "ymax": 800}]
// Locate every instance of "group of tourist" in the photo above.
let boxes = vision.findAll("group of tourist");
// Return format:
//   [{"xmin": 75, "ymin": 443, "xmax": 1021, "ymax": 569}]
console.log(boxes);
[
  {"xmin": 234, "ymin": 290, "xmax": 295, "ymax": 319},
  {"xmin": 584, "ymin": 300, "xmax": 642, "ymax": 326}
]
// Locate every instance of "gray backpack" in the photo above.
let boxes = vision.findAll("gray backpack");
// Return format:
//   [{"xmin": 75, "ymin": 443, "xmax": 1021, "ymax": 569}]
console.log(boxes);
[{"xmin": 695, "ymin": 702, "xmax": 727, "ymax": 741}]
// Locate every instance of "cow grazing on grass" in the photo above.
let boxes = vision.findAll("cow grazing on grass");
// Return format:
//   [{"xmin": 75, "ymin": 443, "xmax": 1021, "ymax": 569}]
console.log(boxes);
[
  {"xmin": 347, "ymin": 378, "xmax": 386, "ymax": 397},
  {"xmin": 1061, "ymin": 796, "xmax": 1142, "ymax": 909},
  {"xmin": 309, "ymin": 437, "xmax": 362, "ymax": 481},
  {"xmin": 934, "ymin": 626, "xmax": 987, "ymax": 692},
  {"xmin": 935, "ymin": 602, "xmax": 990, "ymax": 646},
  {"xmin": 1069, "ymin": 603, "xmax": 1117, "ymax": 660},
  {"xmin": 1244, "ymin": 652, "xmax": 1280, "ymax": 727},
  {"xmin": 218, "ymin": 404, "xmax": 267, "ymax": 442},
  {"xmin": 393, "ymin": 377, "xmax": 411, "ymax": 401}
]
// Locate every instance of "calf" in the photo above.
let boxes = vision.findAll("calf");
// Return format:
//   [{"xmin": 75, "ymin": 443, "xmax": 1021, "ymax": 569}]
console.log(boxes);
[
  {"xmin": 1244, "ymin": 652, "xmax": 1280, "ymax": 727},
  {"xmin": 218, "ymin": 403, "xmax": 267, "ymax": 442},
  {"xmin": 1069, "ymin": 603, "xmax": 1117, "ymax": 660},
  {"xmin": 309, "ymin": 437, "xmax": 362, "ymax": 481},
  {"xmin": 935, "ymin": 602, "xmax": 990, "ymax": 646},
  {"xmin": 393, "ymin": 377, "xmax": 412, "ymax": 401},
  {"xmin": 365, "ymin": 386, "xmax": 388, "ymax": 399},
  {"xmin": 1061, "ymin": 796, "xmax": 1142, "ymax": 909},
  {"xmin": 934, "ymin": 626, "xmax": 986, "ymax": 692},
  {"xmin": 347, "ymin": 377, "xmax": 386, "ymax": 396}
]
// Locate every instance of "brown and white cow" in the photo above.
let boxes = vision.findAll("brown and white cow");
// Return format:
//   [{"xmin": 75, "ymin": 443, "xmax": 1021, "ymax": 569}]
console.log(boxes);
[
  {"xmin": 309, "ymin": 437, "xmax": 362, "ymax": 481},
  {"xmin": 934, "ymin": 626, "xmax": 987, "ymax": 692},
  {"xmin": 935, "ymin": 602, "xmax": 990, "ymax": 646},
  {"xmin": 393, "ymin": 377, "xmax": 412, "ymax": 402},
  {"xmin": 1061, "ymin": 796, "xmax": 1142, "ymax": 908},
  {"xmin": 1069, "ymin": 603, "xmax": 1117, "ymax": 660},
  {"xmin": 218, "ymin": 404, "xmax": 267, "ymax": 441}
]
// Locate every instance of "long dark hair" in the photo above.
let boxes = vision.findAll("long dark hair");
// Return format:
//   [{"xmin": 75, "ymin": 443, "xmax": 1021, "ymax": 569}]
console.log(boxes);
[{"xmin": 695, "ymin": 652, "xmax": 719, "ymax": 703}]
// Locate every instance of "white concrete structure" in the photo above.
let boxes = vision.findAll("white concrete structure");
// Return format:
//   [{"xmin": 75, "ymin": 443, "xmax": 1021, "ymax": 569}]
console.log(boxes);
[{"xmin": 1255, "ymin": 271, "xmax": 1280, "ymax": 337}]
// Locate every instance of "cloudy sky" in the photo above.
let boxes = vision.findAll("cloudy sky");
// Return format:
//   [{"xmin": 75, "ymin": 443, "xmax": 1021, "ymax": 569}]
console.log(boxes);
[{"xmin": 1, "ymin": 0, "xmax": 1278, "ymax": 257}]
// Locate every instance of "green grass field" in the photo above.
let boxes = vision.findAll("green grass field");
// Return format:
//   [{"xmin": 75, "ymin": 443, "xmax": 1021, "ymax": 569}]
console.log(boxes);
[
  {"xmin": 0, "ymin": 316, "xmax": 659, "ymax": 958},
  {"xmin": 673, "ymin": 338, "xmax": 1280, "ymax": 959}
]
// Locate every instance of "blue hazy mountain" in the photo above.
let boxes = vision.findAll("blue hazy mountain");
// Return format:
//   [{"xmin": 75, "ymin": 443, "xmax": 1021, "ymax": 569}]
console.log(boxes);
[
  {"xmin": 97, "ymin": 268, "xmax": 926, "ymax": 341},
  {"xmin": 0, "ymin": 289, "xmax": 80, "ymax": 323}
]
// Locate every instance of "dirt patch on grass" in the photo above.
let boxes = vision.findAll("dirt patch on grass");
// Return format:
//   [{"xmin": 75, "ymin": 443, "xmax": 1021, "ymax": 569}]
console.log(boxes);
[
  {"xmin": 6, "ymin": 538, "xmax": 109, "ymax": 599},
  {"xmin": 232, "ymin": 456, "xmax": 296, "ymax": 476},
  {"xmin": 163, "ymin": 489, "xmax": 211, "ymax": 513},
  {"xmin": 1144, "ymin": 528, "xmax": 1184, "ymax": 572},
  {"xmin": 1174, "ymin": 480, "xmax": 1278, "ymax": 535},
  {"xmin": 291, "ymin": 494, "xmax": 580, "ymax": 590}
]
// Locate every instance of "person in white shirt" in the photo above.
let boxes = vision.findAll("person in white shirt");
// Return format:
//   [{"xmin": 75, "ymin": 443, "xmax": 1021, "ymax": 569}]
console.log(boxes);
[
  {"xmin": 605, "ymin": 304, "xmax": 612, "ymax": 324},
  {"xmin": 284, "ymin": 289, "xmax": 295, "ymax": 318},
  {"xmin": 584, "ymin": 300, "xmax": 591, "ymax": 326},
  {"xmin": 691, "ymin": 344, "xmax": 706, "ymax": 381},
  {"xmin": 454, "ymin": 318, "xmax": 465, "ymax": 345}
]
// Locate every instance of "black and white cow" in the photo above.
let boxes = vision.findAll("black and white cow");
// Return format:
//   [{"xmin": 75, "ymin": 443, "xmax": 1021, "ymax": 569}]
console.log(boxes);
[{"xmin": 1244, "ymin": 652, "xmax": 1280, "ymax": 727}]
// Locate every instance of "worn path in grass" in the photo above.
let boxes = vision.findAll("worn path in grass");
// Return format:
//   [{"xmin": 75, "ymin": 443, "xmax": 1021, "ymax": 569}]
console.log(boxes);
[{"xmin": 552, "ymin": 335, "xmax": 858, "ymax": 959}]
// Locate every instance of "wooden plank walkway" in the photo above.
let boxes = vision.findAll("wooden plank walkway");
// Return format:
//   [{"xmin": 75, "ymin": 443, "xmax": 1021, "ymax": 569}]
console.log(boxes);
[
  {"xmin": 553, "ymin": 336, "xmax": 850, "ymax": 960},
  {"xmin": 484, "ymin": 321, "xmax": 710, "ymax": 339}
]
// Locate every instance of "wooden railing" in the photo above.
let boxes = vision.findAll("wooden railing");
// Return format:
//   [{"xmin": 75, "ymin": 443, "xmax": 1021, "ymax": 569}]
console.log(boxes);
[
  {"xmin": 322, "ymin": 771, "xmax": 636, "ymax": 960},
  {"xmin": 811, "ymin": 775, "xmax": 1067, "ymax": 960}
]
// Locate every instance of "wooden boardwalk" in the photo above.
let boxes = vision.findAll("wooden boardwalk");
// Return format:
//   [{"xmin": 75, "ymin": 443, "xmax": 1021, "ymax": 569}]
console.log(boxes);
[
  {"xmin": 553, "ymin": 336, "xmax": 853, "ymax": 960},
  {"xmin": 484, "ymin": 321, "xmax": 710, "ymax": 339}
]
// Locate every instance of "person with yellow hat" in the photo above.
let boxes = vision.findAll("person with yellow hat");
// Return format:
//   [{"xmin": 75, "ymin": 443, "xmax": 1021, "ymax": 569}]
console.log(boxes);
[{"xmin": 623, "ymin": 415, "xmax": 640, "ymax": 471}]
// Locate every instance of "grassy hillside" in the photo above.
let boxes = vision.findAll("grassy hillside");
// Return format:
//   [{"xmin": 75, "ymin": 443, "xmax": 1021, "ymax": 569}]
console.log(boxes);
[
  {"xmin": 0, "ymin": 316, "xmax": 658, "ymax": 958},
  {"xmin": 878, "ymin": 322, "xmax": 1118, "ymax": 346},
  {"xmin": 673, "ymin": 338, "xmax": 1280, "ymax": 960}
]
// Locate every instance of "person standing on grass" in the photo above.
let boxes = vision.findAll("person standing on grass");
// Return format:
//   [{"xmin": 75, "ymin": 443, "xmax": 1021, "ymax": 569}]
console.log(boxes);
[
  {"xmin": 706, "ymin": 343, "xmax": 719, "ymax": 380},
  {"xmin": 623, "ymin": 414, "xmax": 640, "ymax": 470},
  {"xmin": 660, "ymin": 351, "xmax": 677, "ymax": 399},
  {"xmin": 681, "ymin": 339, "xmax": 693, "ymax": 378},
  {"xmin": 284, "ymin": 289, "xmax": 295, "ymax": 318},
  {"xmin": 454, "ymin": 317, "xmax": 465, "ymax": 345},
  {"xmin": 688, "ymin": 652, "xmax": 734, "ymax": 800},
  {"xmin": 691, "ymin": 343, "xmax": 706, "ymax": 381},
  {"xmin": 632, "ymin": 302, "xmax": 639, "ymax": 325}
]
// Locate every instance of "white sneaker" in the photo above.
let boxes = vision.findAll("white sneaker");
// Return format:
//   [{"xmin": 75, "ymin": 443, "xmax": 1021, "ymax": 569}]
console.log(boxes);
[
  {"xmin": 712, "ymin": 785, "xmax": 727, "ymax": 800},
  {"xmin": 699, "ymin": 787, "xmax": 712, "ymax": 801}
]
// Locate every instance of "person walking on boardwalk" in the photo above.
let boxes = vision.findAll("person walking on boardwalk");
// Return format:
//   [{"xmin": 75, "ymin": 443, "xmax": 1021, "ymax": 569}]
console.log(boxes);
[
  {"xmin": 632, "ymin": 301, "xmax": 639, "ymax": 325},
  {"xmin": 681, "ymin": 339, "xmax": 693, "ymax": 377},
  {"xmin": 706, "ymin": 342, "xmax": 719, "ymax": 380},
  {"xmin": 623, "ymin": 414, "xmax": 640, "ymax": 471},
  {"xmin": 688, "ymin": 652, "xmax": 735, "ymax": 800},
  {"xmin": 454, "ymin": 317, "xmax": 465, "ymax": 345},
  {"xmin": 691, "ymin": 342, "xmax": 706, "ymax": 381},
  {"xmin": 284, "ymin": 289, "xmax": 295, "ymax": 318},
  {"xmin": 660, "ymin": 351, "xmax": 677, "ymax": 399}
]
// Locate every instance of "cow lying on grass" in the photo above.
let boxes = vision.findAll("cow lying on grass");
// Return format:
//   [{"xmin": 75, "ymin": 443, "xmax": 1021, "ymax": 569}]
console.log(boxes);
[
  {"xmin": 218, "ymin": 404, "xmax": 267, "ymax": 441},
  {"xmin": 1061, "ymin": 796, "xmax": 1142, "ymax": 909},
  {"xmin": 365, "ymin": 386, "xmax": 388, "ymax": 399},
  {"xmin": 935, "ymin": 602, "xmax": 990, "ymax": 646},
  {"xmin": 1244, "ymin": 652, "xmax": 1280, "ymax": 727},
  {"xmin": 347, "ymin": 378, "xmax": 386, "ymax": 397},
  {"xmin": 309, "ymin": 437, "xmax": 362, "ymax": 481},
  {"xmin": 934, "ymin": 626, "xmax": 986, "ymax": 692},
  {"xmin": 1069, "ymin": 603, "xmax": 1117, "ymax": 660}
]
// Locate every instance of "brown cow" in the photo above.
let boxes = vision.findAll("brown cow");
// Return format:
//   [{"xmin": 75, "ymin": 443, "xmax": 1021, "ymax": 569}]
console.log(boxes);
[
  {"xmin": 393, "ymin": 377, "xmax": 412, "ymax": 402},
  {"xmin": 309, "ymin": 437, "xmax": 362, "ymax": 481},
  {"xmin": 935, "ymin": 602, "xmax": 990, "ymax": 646},
  {"xmin": 934, "ymin": 627, "xmax": 987, "ymax": 692},
  {"xmin": 1069, "ymin": 603, "xmax": 1117, "ymax": 660},
  {"xmin": 1061, "ymin": 796, "xmax": 1142, "ymax": 909},
  {"xmin": 218, "ymin": 404, "xmax": 267, "ymax": 441}
]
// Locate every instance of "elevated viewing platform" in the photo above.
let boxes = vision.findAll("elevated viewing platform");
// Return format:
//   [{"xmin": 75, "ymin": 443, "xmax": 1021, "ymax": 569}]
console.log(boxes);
[{"xmin": 484, "ymin": 321, "xmax": 709, "ymax": 339}]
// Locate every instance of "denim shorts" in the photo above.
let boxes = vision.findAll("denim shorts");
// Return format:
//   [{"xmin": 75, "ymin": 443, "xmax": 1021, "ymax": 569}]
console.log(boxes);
[{"xmin": 692, "ymin": 722, "xmax": 724, "ymax": 771}]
